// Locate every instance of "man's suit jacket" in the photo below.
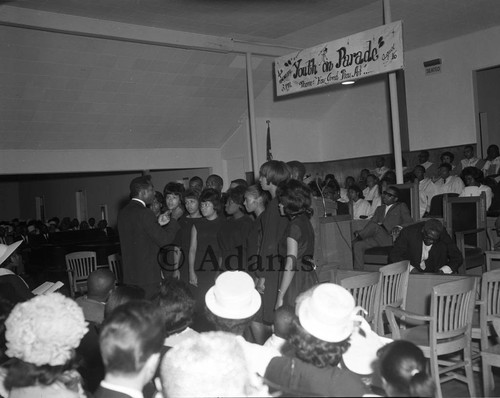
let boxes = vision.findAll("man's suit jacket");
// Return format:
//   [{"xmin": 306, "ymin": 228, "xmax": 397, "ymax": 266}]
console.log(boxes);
[
  {"xmin": 389, "ymin": 222, "xmax": 463, "ymax": 273},
  {"xmin": 117, "ymin": 200, "xmax": 179, "ymax": 289},
  {"xmin": 94, "ymin": 386, "xmax": 135, "ymax": 398},
  {"xmin": 359, "ymin": 202, "xmax": 414, "ymax": 240}
]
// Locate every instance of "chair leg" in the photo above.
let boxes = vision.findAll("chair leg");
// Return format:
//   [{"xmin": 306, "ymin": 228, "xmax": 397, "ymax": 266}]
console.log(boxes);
[
  {"xmin": 464, "ymin": 347, "xmax": 477, "ymax": 398},
  {"xmin": 429, "ymin": 352, "xmax": 442, "ymax": 398},
  {"xmin": 482, "ymin": 357, "xmax": 493, "ymax": 397}
]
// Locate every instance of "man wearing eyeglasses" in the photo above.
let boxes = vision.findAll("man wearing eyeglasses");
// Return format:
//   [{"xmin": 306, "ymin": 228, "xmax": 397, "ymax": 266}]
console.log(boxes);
[
  {"xmin": 352, "ymin": 186, "xmax": 413, "ymax": 270},
  {"xmin": 389, "ymin": 219, "xmax": 462, "ymax": 274}
]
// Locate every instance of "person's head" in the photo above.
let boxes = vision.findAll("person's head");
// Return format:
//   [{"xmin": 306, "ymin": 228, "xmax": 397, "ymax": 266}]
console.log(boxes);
[
  {"xmin": 291, "ymin": 284, "xmax": 358, "ymax": 369},
  {"xmin": 438, "ymin": 163, "xmax": 452, "ymax": 179},
  {"xmin": 440, "ymin": 151, "xmax": 454, "ymax": 164},
  {"xmin": 324, "ymin": 174, "xmax": 339, "ymax": 187},
  {"xmin": 463, "ymin": 145, "xmax": 474, "ymax": 159},
  {"xmin": 461, "ymin": 166, "xmax": 483, "ymax": 187},
  {"xmin": 375, "ymin": 157, "xmax": 385, "ymax": 168},
  {"xmin": 366, "ymin": 173, "xmax": 379, "ymax": 188},
  {"xmin": 163, "ymin": 182, "xmax": 185, "ymax": 212},
  {"xmin": 259, "ymin": 160, "xmax": 291, "ymax": 190},
  {"xmin": 347, "ymin": 185, "xmax": 364, "ymax": 202},
  {"xmin": 104, "ymin": 285, "xmax": 146, "ymax": 319},
  {"xmin": 3, "ymin": 293, "xmax": 88, "ymax": 390},
  {"xmin": 88, "ymin": 217, "xmax": 95, "ymax": 227},
  {"xmin": 161, "ymin": 331, "xmax": 268, "ymax": 398},
  {"xmin": 206, "ymin": 174, "xmax": 224, "ymax": 192},
  {"xmin": 0, "ymin": 241, "xmax": 23, "ymax": 269},
  {"xmin": 199, "ymin": 188, "xmax": 222, "ymax": 219},
  {"xmin": 413, "ymin": 165, "xmax": 426, "ymax": 181},
  {"xmin": 229, "ymin": 178, "xmax": 249, "ymax": 190},
  {"xmin": 205, "ymin": 271, "xmax": 261, "ymax": 336},
  {"xmin": 155, "ymin": 278, "xmax": 195, "ymax": 336},
  {"xmin": 99, "ymin": 300, "xmax": 165, "ymax": 384},
  {"xmin": 344, "ymin": 176, "xmax": 355, "ymax": 188},
  {"xmin": 323, "ymin": 184, "xmax": 340, "ymax": 201},
  {"xmin": 189, "ymin": 176, "xmax": 204, "ymax": 192},
  {"xmin": 418, "ymin": 150, "xmax": 430, "ymax": 164},
  {"xmin": 359, "ymin": 169, "xmax": 370, "ymax": 181},
  {"xmin": 378, "ymin": 340, "xmax": 435, "ymax": 397},
  {"xmin": 87, "ymin": 268, "xmax": 116, "ymax": 302},
  {"xmin": 487, "ymin": 144, "xmax": 500, "ymax": 160},
  {"xmin": 403, "ymin": 172, "xmax": 417, "ymax": 184},
  {"xmin": 382, "ymin": 186, "xmax": 400, "ymax": 206},
  {"xmin": 183, "ymin": 189, "xmax": 201, "ymax": 217},
  {"xmin": 79, "ymin": 220, "xmax": 89, "ymax": 230},
  {"xmin": 225, "ymin": 186, "xmax": 246, "ymax": 217},
  {"xmin": 130, "ymin": 175, "xmax": 155, "ymax": 205},
  {"xmin": 276, "ymin": 179, "xmax": 312, "ymax": 219},
  {"xmin": 421, "ymin": 219, "xmax": 444, "ymax": 246},
  {"xmin": 244, "ymin": 185, "xmax": 269, "ymax": 214},
  {"xmin": 150, "ymin": 191, "xmax": 165, "ymax": 217},
  {"xmin": 273, "ymin": 305, "xmax": 295, "ymax": 340},
  {"xmin": 383, "ymin": 170, "xmax": 397, "ymax": 184},
  {"xmin": 286, "ymin": 160, "xmax": 306, "ymax": 181}
]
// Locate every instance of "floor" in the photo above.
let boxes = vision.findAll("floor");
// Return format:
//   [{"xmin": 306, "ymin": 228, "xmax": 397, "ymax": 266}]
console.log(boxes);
[{"xmin": 441, "ymin": 366, "xmax": 500, "ymax": 397}]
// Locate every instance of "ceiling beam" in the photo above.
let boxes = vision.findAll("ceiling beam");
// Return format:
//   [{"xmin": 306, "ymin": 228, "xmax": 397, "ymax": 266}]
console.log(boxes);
[{"xmin": 0, "ymin": 5, "xmax": 299, "ymax": 57}]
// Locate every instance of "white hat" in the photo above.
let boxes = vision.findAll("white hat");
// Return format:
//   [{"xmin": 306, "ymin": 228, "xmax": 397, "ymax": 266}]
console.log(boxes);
[
  {"xmin": 0, "ymin": 240, "xmax": 23, "ymax": 266},
  {"xmin": 297, "ymin": 283, "xmax": 358, "ymax": 343},
  {"xmin": 205, "ymin": 271, "xmax": 261, "ymax": 320}
]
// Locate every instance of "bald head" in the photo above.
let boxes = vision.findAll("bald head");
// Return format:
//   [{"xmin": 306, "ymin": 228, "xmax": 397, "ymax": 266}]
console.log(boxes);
[{"xmin": 87, "ymin": 268, "xmax": 116, "ymax": 301}]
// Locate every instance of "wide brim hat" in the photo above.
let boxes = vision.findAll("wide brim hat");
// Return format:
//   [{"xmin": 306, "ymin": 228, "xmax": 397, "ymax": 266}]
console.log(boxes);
[
  {"xmin": 205, "ymin": 271, "xmax": 261, "ymax": 320},
  {"xmin": 297, "ymin": 283, "xmax": 358, "ymax": 343},
  {"xmin": 0, "ymin": 240, "xmax": 23, "ymax": 266}
]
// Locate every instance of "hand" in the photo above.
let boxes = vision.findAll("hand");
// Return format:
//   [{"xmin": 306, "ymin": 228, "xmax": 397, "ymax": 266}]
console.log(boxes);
[
  {"xmin": 275, "ymin": 296, "xmax": 284, "ymax": 310},
  {"xmin": 439, "ymin": 265, "xmax": 453, "ymax": 274},
  {"xmin": 158, "ymin": 212, "xmax": 170, "ymax": 226},
  {"xmin": 172, "ymin": 270, "xmax": 180, "ymax": 280},
  {"xmin": 255, "ymin": 277, "xmax": 265, "ymax": 294},
  {"xmin": 189, "ymin": 271, "xmax": 198, "ymax": 287}
]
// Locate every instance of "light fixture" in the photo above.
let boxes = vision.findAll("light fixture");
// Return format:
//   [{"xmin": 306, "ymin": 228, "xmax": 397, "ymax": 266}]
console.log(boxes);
[{"xmin": 342, "ymin": 80, "xmax": 355, "ymax": 85}]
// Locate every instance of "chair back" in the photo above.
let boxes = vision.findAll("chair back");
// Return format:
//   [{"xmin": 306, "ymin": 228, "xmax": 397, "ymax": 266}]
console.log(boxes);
[
  {"xmin": 480, "ymin": 270, "xmax": 500, "ymax": 347},
  {"xmin": 375, "ymin": 260, "xmax": 410, "ymax": 334},
  {"xmin": 393, "ymin": 182, "xmax": 420, "ymax": 222},
  {"xmin": 428, "ymin": 193, "xmax": 459, "ymax": 218},
  {"xmin": 340, "ymin": 272, "xmax": 380, "ymax": 327},
  {"xmin": 65, "ymin": 251, "xmax": 97, "ymax": 297},
  {"xmin": 430, "ymin": 277, "xmax": 477, "ymax": 341},
  {"xmin": 107, "ymin": 253, "xmax": 122, "ymax": 283}
]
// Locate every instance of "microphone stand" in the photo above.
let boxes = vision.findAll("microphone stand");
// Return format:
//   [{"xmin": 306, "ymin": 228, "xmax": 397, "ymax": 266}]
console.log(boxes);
[{"xmin": 315, "ymin": 178, "xmax": 328, "ymax": 218}]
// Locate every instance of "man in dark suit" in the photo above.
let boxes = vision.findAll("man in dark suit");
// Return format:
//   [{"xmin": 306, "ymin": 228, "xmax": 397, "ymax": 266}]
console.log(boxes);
[
  {"xmin": 95, "ymin": 300, "xmax": 164, "ymax": 398},
  {"xmin": 352, "ymin": 186, "xmax": 414, "ymax": 270},
  {"xmin": 389, "ymin": 219, "xmax": 463, "ymax": 274},
  {"xmin": 117, "ymin": 175, "xmax": 179, "ymax": 298}
]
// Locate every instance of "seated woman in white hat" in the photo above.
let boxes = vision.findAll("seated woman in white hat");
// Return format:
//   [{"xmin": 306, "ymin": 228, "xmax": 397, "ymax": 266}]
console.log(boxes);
[
  {"xmin": 0, "ymin": 241, "xmax": 32, "ymax": 304},
  {"xmin": 264, "ymin": 283, "xmax": 372, "ymax": 397}
]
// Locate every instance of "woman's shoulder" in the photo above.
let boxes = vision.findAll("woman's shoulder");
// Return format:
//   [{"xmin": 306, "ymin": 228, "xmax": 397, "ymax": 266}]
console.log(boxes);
[{"xmin": 9, "ymin": 383, "xmax": 81, "ymax": 398}]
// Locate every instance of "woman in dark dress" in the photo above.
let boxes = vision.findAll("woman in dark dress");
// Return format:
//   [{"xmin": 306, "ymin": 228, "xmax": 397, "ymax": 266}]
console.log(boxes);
[
  {"xmin": 188, "ymin": 188, "xmax": 224, "ymax": 331},
  {"xmin": 275, "ymin": 179, "xmax": 317, "ymax": 310},
  {"xmin": 244, "ymin": 184, "xmax": 270, "ymax": 266}
]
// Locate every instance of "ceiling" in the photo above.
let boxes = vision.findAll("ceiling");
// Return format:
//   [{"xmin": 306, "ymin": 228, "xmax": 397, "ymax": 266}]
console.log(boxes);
[{"xmin": 1, "ymin": 0, "xmax": 500, "ymax": 150}]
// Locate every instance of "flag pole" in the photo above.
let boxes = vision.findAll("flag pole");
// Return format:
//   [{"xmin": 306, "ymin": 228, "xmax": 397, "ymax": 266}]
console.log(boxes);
[
  {"xmin": 245, "ymin": 52, "xmax": 260, "ymax": 180},
  {"xmin": 266, "ymin": 120, "xmax": 273, "ymax": 161}
]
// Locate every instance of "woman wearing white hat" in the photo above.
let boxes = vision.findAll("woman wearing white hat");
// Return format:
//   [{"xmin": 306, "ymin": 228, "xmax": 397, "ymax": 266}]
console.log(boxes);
[{"xmin": 264, "ymin": 284, "xmax": 370, "ymax": 396}]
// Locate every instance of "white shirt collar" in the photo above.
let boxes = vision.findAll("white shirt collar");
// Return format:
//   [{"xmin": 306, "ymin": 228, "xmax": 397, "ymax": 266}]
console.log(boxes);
[
  {"xmin": 100, "ymin": 380, "xmax": 144, "ymax": 398},
  {"xmin": 132, "ymin": 198, "xmax": 146, "ymax": 207}
]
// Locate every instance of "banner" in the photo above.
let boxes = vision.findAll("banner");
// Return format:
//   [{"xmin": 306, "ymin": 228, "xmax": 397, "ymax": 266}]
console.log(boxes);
[{"xmin": 274, "ymin": 21, "xmax": 404, "ymax": 97}]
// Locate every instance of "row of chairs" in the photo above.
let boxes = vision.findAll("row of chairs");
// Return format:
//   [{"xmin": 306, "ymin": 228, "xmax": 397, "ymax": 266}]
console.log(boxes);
[
  {"xmin": 341, "ymin": 257, "xmax": 500, "ymax": 398},
  {"xmin": 65, "ymin": 251, "xmax": 122, "ymax": 297}
]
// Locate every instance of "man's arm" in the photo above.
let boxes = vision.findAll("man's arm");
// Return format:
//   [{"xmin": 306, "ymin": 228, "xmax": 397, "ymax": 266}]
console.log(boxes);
[
  {"xmin": 143, "ymin": 210, "xmax": 179, "ymax": 247},
  {"xmin": 388, "ymin": 228, "xmax": 410, "ymax": 263},
  {"xmin": 441, "ymin": 230, "xmax": 463, "ymax": 273}
]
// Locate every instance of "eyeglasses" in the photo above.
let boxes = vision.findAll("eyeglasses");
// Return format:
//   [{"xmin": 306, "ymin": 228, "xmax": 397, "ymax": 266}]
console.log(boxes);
[{"xmin": 382, "ymin": 191, "xmax": 397, "ymax": 198}]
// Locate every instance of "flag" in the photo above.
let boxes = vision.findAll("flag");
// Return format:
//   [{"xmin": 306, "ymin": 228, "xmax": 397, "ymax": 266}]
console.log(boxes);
[{"xmin": 266, "ymin": 121, "xmax": 273, "ymax": 161}]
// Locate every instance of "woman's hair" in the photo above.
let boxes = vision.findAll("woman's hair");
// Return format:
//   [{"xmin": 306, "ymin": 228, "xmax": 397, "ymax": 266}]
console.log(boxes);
[
  {"xmin": 440, "ymin": 151, "xmax": 455, "ymax": 163},
  {"xmin": 245, "ymin": 184, "xmax": 270, "ymax": 207},
  {"xmin": 461, "ymin": 166, "xmax": 484, "ymax": 184},
  {"xmin": 155, "ymin": 278, "xmax": 195, "ymax": 336},
  {"xmin": 277, "ymin": 179, "xmax": 312, "ymax": 218},
  {"xmin": 259, "ymin": 160, "xmax": 291, "ymax": 186},
  {"xmin": 348, "ymin": 185, "xmax": 364, "ymax": 200},
  {"xmin": 205, "ymin": 308, "xmax": 256, "ymax": 336},
  {"xmin": 289, "ymin": 317, "xmax": 350, "ymax": 368},
  {"xmin": 183, "ymin": 189, "xmax": 200, "ymax": 202},
  {"xmin": 153, "ymin": 191, "xmax": 166, "ymax": 212},
  {"xmin": 226, "ymin": 185, "xmax": 246, "ymax": 207},
  {"xmin": 104, "ymin": 285, "xmax": 146, "ymax": 319},
  {"xmin": 378, "ymin": 340, "xmax": 435, "ymax": 397},
  {"xmin": 163, "ymin": 182, "xmax": 185, "ymax": 199},
  {"xmin": 199, "ymin": 188, "xmax": 222, "ymax": 215}
]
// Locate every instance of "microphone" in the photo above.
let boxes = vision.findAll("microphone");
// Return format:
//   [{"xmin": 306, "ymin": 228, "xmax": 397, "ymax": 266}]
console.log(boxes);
[{"xmin": 315, "ymin": 177, "xmax": 328, "ymax": 218}]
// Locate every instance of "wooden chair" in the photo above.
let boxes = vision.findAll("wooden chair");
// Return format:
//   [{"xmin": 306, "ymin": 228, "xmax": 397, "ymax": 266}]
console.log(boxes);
[
  {"xmin": 426, "ymin": 193, "xmax": 459, "ymax": 218},
  {"xmin": 443, "ymin": 193, "xmax": 488, "ymax": 274},
  {"xmin": 107, "ymin": 253, "xmax": 123, "ymax": 284},
  {"xmin": 485, "ymin": 251, "xmax": 500, "ymax": 271},
  {"xmin": 473, "ymin": 270, "xmax": 500, "ymax": 395},
  {"xmin": 374, "ymin": 260, "xmax": 410, "ymax": 335},
  {"xmin": 340, "ymin": 272, "xmax": 380, "ymax": 329},
  {"xmin": 385, "ymin": 277, "xmax": 478, "ymax": 398},
  {"xmin": 364, "ymin": 183, "xmax": 420, "ymax": 266},
  {"xmin": 481, "ymin": 317, "xmax": 500, "ymax": 397},
  {"xmin": 65, "ymin": 251, "xmax": 97, "ymax": 297}
]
